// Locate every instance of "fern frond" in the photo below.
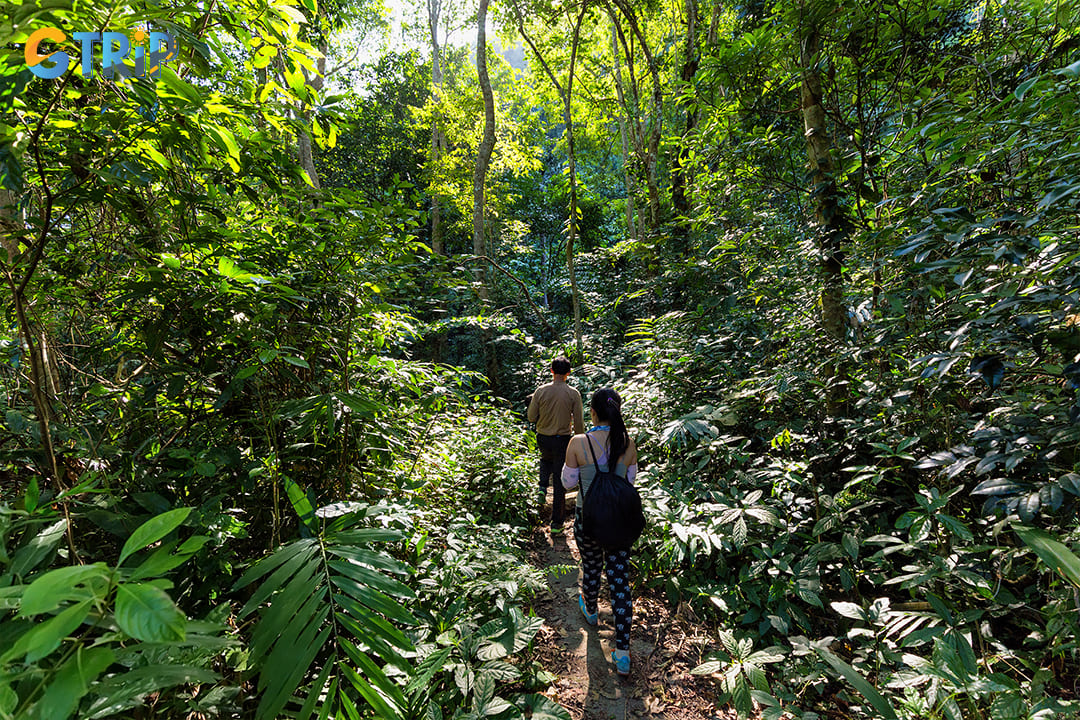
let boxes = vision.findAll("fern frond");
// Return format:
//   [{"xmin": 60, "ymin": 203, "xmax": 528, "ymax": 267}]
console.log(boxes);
[{"xmin": 236, "ymin": 516, "xmax": 418, "ymax": 720}]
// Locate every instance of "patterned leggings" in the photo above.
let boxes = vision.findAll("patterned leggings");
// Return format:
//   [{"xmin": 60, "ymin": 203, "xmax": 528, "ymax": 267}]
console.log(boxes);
[{"xmin": 574, "ymin": 511, "xmax": 632, "ymax": 651}]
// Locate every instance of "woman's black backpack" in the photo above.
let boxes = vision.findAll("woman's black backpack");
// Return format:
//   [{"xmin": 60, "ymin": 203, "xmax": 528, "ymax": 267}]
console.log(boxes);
[{"xmin": 581, "ymin": 435, "xmax": 646, "ymax": 550}]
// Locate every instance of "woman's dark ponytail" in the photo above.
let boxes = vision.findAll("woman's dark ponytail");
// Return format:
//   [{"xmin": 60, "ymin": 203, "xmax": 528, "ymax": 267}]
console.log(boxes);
[{"xmin": 591, "ymin": 388, "xmax": 629, "ymax": 467}]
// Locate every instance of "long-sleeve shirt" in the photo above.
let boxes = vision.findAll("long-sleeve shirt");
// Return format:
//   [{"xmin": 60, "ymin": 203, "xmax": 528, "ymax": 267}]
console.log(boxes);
[{"xmin": 527, "ymin": 378, "xmax": 584, "ymax": 436}]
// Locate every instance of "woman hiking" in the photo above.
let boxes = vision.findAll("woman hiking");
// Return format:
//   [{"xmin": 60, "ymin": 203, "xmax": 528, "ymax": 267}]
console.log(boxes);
[{"xmin": 560, "ymin": 387, "xmax": 638, "ymax": 676}]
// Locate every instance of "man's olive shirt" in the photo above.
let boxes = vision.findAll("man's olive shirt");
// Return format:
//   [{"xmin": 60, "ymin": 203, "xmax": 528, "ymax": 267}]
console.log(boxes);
[{"xmin": 527, "ymin": 378, "xmax": 585, "ymax": 436}]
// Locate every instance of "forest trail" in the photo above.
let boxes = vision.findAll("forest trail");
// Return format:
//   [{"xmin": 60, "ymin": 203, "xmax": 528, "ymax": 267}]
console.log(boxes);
[{"xmin": 529, "ymin": 498, "xmax": 735, "ymax": 720}]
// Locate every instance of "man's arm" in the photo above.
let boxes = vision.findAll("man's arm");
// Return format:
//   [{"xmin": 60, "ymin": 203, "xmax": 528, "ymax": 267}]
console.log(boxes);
[
  {"xmin": 527, "ymin": 388, "xmax": 540, "ymax": 423},
  {"xmin": 572, "ymin": 393, "xmax": 585, "ymax": 434}
]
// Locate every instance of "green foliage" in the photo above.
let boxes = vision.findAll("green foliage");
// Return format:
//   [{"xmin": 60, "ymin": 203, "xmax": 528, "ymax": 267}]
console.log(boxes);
[
  {"xmin": 233, "ymin": 502, "xmax": 417, "ymax": 720},
  {"xmin": 0, "ymin": 502, "xmax": 232, "ymax": 719},
  {"xmin": 692, "ymin": 631, "xmax": 785, "ymax": 720}
]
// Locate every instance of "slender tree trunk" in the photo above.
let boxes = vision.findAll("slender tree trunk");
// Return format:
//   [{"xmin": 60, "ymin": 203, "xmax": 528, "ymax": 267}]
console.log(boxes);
[
  {"xmin": 670, "ymin": 0, "xmax": 699, "ymax": 249},
  {"xmin": 473, "ymin": 0, "xmax": 496, "ymax": 301},
  {"xmin": 0, "ymin": 188, "xmax": 62, "ymax": 489},
  {"xmin": 707, "ymin": 0, "xmax": 722, "ymax": 45},
  {"xmin": 515, "ymin": 1, "xmax": 587, "ymax": 356},
  {"xmin": 799, "ymin": 15, "xmax": 846, "ymax": 342},
  {"xmin": 298, "ymin": 49, "xmax": 326, "ymax": 193},
  {"xmin": 428, "ymin": 0, "xmax": 447, "ymax": 255},
  {"xmin": 0, "ymin": 188, "xmax": 20, "ymax": 260},
  {"xmin": 611, "ymin": 21, "xmax": 639, "ymax": 243},
  {"xmin": 610, "ymin": 1, "xmax": 662, "ymax": 230},
  {"xmin": 564, "ymin": 6, "xmax": 587, "ymax": 358}
]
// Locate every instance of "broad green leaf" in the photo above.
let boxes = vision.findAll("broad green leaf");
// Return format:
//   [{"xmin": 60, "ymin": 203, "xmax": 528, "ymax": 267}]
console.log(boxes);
[
  {"xmin": 285, "ymin": 477, "xmax": 317, "ymax": 529},
  {"xmin": 405, "ymin": 646, "xmax": 454, "ymax": 695},
  {"xmin": 205, "ymin": 124, "xmax": 240, "ymax": 165},
  {"xmin": 282, "ymin": 355, "xmax": 311, "ymax": 368},
  {"xmin": 119, "ymin": 508, "xmax": 191, "ymax": 566},
  {"xmin": 25, "ymin": 646, "xmax": 114, "ymax": 720},
  {"xmin": 691, "ymin": 659, "xmax": 725, "ymax": 675},
  {"xmin": 326, "ymin": 544, "xmax": 409, "ymax": 574},
  {"xmin": 20, "ymin": 563, "xmax": 109, "ymax": 616},
  {"xmin": 159, "ymin": 67, "xmax": 203, "ymax": 105},
  {"xmin": 334, "ymin": 596, "xmax": 414, "ymax": 665},
  {"xmin": 517, "ymin": 694, "xmax": 571, "ymax": 720},
  {"xmin": 1036, "ymin": 184, "xmax": 1080, "ymax": 212},
  {"xmin": 815, "ymin": 645, "xmax": 899, "ymax": 719},
  {"xmin": 1014, "ymin": 77, "xmax": 1038, "ymax": 101},
  {"xmin": 340, "ymin": 661, "xmax": 402, "ymax": 720},
  {"xmin": 842, "ymin": 533, "xmax": 859, "ymax": 560},
  {"xmin": 3, "ymin": 599, "xmax": 92, "ymax": 664},
  {"xmin": 84, "ymin": 665, "xmax": 219, "ymax": 719},
  {"xmin": 115, "ymin": 583, "xmax": 186, "ymax": 642},
  {"xmin": 830, "ymin": 601, "xmax": 865, "ymax": 621},
  {"xmin": 10, "ymin": 520, "xmax": 67, "ymax": 578},
  {"xmin": 1059, "ymin": 58, "xmax": 1080, "ymax": 78},
  {"xmin": 0, "ymin": 684, "xmax": 15, "ymax": 717},
  {"xmin": 1014, "ymin": 525, "xmax": 1080, "ymax": 587},
  {"xmin": 249, "ymin": 576, "xmax": 325, "ymax": 661},
  {"xmin": 25, "ymin": 476, "xmax": 39, "ymax": 513},
  {"xmin": 129, "ymin": 535, "xmax": 210, "ymax": 581}
]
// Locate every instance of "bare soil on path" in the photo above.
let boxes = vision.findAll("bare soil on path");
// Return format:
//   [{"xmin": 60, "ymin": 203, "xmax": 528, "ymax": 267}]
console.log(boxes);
[{"xmin": 527, "ymin": 505, "xmax": 739, "ymax": 720}]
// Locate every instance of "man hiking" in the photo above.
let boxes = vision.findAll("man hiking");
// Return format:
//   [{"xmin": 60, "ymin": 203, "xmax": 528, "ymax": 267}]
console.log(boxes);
[{"xmin": 527, "ymin": 356, "xmax": 584, "ymax": 536}]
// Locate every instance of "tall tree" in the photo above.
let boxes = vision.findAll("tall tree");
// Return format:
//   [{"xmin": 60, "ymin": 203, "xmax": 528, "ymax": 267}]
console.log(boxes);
[
  {"xmin": 514, "ymin": 0, "xmax": 589, "ymax": 356},
  {"xmin": 473, "ymin": 0, "xmax": 497, "ymax": 300},
  {"xmin": 798, "ymin": 2, "xmax": 846, "ymax": 343},
  {"xmin": 608, "ymin": 0, "xmax": 663, "ymax": 230},
  {"xmin": 427, "ymin": 0, "xmax": 449, "ymax": 254},
  {"xmin": 670, "ymin": 0, "xmax": 699, "ymax": 248},
  {"xmin": 610, "ymin": 20, "xmax": 639, "ymax": 243}
]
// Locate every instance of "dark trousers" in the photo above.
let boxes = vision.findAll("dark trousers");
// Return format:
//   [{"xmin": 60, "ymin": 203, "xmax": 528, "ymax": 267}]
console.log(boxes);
[
  {"xmin": 537, "ymin": 434, "xmax": 571, "ymax": 526},
  {"xmin": 575, "ymin": 510, "xmax": 632, "ymax": 651}
]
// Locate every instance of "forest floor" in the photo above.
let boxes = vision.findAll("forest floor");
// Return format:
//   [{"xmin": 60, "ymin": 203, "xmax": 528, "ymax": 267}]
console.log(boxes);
[{"xmin": 528, "ymin": 497, "xmax": 739, "ymax": 720}]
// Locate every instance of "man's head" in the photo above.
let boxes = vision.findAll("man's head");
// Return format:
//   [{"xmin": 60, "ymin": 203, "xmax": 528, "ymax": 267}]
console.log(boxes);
[{"xmin": 550, "ymin": 356, "xmax": 571, "ymax": 377}]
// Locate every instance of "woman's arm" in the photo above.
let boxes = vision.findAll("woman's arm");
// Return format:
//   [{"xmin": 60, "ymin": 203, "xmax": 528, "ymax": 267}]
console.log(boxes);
[
  {"xmin": 561, "ymin": 435, "xmax": 582, "ymax": 488},
  {"xmin": 564, "ymin": 436, "xmax": 581, "ymax": 468}
]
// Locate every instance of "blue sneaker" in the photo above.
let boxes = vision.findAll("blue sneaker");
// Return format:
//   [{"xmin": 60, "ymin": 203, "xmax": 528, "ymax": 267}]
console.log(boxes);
[
  {"xmin": 579, "ymin": 595, "xmax": 598, "ymax": 626},
  {"xmin": 611, "ymin": 650, "xmax": 630, "ymax": 676}
]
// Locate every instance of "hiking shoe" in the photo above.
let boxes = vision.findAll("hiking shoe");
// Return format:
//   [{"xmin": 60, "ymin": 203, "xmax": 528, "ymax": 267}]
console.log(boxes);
[
  {"xmin": 550, "ymin": 525, "xmax": 563, "ymax": 536},
  {"xmin": 579, "ymin": 595, "xmax": 598, "ymax": 626},
  {"xmin": 611, "ymin": 650, "xmax": 630, "ymax": 676}
]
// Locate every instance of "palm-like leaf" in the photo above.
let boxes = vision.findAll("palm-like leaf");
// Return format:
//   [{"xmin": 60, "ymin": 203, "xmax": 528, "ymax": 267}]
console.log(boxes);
[{"xmin": 234, "ymin": 521, "xmax": 417, "ymax": 719}]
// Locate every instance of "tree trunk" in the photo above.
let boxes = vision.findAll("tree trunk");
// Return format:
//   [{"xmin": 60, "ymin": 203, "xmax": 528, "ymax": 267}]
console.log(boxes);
[
  {"xmin": 670, "ymin": 0, "xmax": 699, "ymax": 249},
  {"xmin": 428, "ymin": 0, "xmax": 447, "ymax": 255},
  {"xmin": 0, "ymin": 187, "xmax": 62, "ymax": 488},
  {"xmin": 298, "ymin": 49, "xmax": 326, "ymax": 193},
  {"xmin": 610, "ymin": 1, "xmax": 663, "ymax": 231},
  {"xmin": 473, "ymin": 0, "xmax": 496, "ymax": 301},
  {"xmin": 799, "ymin": 16, "xmax": 846, "ymax": 342},
  {"xmin": 515, "ymin": 1, "xmax": 587, "ymax": 356},
  {"xmin": 0, "ymin": 188, "xmax": 20, "ymax": 260},
  {"xmin": 564, "ymin": 6, "xmax": 587, "ymax": 359},
  {"xmin": 611, "ymin": 21, "xmax": 639, "ymax": 243}
]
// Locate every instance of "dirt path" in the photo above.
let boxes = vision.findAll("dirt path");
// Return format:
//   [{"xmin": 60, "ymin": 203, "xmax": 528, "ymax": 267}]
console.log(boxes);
[{"xmin": 529, "ymin": 502, "xmax": 736, "ymax": 720}]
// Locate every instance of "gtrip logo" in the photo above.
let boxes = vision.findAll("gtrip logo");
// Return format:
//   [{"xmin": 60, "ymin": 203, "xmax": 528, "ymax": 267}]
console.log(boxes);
[{"xmin": 24, "ymin": 28, "xmax": 178, "ymax": 80}]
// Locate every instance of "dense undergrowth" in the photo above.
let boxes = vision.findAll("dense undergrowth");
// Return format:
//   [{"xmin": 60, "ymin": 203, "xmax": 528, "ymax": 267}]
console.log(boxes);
[{"xmin": 5, "ymin": 0, "xmax": 1080, "ymax": 718}]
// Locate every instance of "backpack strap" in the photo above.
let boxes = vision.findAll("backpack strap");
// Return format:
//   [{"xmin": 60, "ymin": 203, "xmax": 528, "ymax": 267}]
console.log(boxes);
[{"xmin": 585, "ymin": 433, "xmax": 602, "ymax": 471}]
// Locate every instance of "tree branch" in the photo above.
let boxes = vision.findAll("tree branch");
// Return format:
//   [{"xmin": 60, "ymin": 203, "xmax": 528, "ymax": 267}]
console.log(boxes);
[{"xmin": 463, "ymin": 254, "xmax": 558, "ymax": 337}]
